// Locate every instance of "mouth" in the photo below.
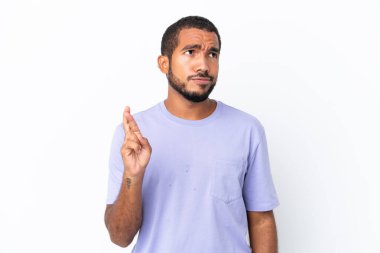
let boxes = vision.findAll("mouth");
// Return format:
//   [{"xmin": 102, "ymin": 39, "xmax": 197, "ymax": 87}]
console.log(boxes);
[{"xmin": 190, "ymin": 77, "xmax": 212, "ymax": 85}]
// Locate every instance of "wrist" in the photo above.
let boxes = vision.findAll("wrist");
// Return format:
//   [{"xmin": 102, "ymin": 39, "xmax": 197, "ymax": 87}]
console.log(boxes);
[{"xmin": 122, "ymin": 174, "xmax": 144, "ymax": 186}]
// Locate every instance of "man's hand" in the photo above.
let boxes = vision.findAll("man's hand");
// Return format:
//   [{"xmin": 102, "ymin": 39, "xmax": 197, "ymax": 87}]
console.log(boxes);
[{"xmin": 121, "ymin": 106, "xmax": 152, "ymax": 180}]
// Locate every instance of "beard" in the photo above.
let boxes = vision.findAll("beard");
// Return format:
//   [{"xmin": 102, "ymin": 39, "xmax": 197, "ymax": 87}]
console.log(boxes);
[{"xmin": 167, "ymin": 67, "xmax": 216, "ymax": 103}]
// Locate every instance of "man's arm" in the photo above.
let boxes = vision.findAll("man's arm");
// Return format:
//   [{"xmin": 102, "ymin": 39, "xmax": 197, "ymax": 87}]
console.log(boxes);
[
  {"xmin": 247, "ymin": 210, "xmax": 278, "ymax": 253},
  {"xmin": 104, "ymin": 106, "xmax": 152, "ymax": 247},
  {"xmin": 104, "ymin": 176, "xmax": 143, "ymax": 247}
]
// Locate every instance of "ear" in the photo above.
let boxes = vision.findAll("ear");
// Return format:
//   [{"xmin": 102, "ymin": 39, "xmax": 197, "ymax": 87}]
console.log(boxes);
[{"xmin": 157, "ymin": 55, "xmax": 169, "ymax": 74}]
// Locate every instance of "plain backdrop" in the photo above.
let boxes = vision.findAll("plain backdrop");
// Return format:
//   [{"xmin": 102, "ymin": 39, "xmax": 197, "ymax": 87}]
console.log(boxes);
[{"xmin": 1, "ymin": 0, "xmax": 379, "ymax": 252}]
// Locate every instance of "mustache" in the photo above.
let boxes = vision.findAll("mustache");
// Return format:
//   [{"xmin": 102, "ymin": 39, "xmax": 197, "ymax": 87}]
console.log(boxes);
[{"xmin": 187, "ymin": 73, "xmax": 214, "ymax": 81}]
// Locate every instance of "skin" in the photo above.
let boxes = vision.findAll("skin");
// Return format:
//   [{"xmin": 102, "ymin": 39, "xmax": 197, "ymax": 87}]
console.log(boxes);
[
  {"xmin": 105, "ymin": 28, "xmax": 278, "ymax": 252},
  {"xmin": 248, "ymin": 211, "xmax": 278, "ymax": 253}
]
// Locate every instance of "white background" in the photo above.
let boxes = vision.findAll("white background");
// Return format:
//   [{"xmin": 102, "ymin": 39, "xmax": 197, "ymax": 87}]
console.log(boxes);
[{"xmin": 1, "ymin": 0, "xmax": 379, "ymax": 252}]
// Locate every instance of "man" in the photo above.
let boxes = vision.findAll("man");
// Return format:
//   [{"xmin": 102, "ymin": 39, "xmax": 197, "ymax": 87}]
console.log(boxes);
[{"xmin": 105, "ymin": 16, "xmax": 279, "ymax": 253}]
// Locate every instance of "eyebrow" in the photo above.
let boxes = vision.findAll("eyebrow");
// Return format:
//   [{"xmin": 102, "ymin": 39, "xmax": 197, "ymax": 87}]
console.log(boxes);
[
  {"xmin": 181, "ymin": 44, "xmax": 220, "ymax": 53},
  {"xmin": 209, "ymin": 47, "xmax": 220, "ymax": 53}
]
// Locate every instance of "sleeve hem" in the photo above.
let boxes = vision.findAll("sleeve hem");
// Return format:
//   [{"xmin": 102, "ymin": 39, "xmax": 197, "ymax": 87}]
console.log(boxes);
[{"xmin": 245, "ymin": 201, "xmax": 280, "ymax": 212}]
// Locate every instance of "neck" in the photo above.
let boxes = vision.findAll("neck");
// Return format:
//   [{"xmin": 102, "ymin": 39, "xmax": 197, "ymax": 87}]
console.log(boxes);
[{"xmin": 164, "ymin": 89, "xmax": 217, "ymax": 120}]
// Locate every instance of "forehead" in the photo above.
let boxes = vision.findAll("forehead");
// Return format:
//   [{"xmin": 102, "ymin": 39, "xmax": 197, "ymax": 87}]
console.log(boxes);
[{"xmin": 176, "ymin": 28, "xmax": 219, "ymax": 50}]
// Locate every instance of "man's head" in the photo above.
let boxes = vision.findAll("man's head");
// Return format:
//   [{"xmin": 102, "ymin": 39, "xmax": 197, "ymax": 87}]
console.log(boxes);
[
  {"xmin": 158, "ymin": 16, "xmax": 221, "ymax": 103},
  {"xmin": 160, "ymin": 16, "xmax": 221, "ymax": 61}
]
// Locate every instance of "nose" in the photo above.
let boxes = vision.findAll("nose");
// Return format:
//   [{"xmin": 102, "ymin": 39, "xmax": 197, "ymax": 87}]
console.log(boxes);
[{"xmin": 194, "ymin": 54, "xmax": 209, "ymax": 73}]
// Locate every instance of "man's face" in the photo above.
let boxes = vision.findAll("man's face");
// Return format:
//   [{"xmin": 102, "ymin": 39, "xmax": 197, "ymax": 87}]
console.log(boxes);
[{"xmin": 166, "ymin": 28, "xmax": 220, "ymax": 103}]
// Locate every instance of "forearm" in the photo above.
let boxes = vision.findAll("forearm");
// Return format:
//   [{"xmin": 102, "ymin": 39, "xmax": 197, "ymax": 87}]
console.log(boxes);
[
  {"xmin": 248, "ymin": 211, "xmax": 278, "ymax": 253},
  {"xmin": 105, "ymin": 176, "xmax": 143, "ymax": 247}
]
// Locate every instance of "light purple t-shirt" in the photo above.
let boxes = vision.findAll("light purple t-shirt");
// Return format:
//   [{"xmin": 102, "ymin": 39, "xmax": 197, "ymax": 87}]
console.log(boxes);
[{"xmin": 107, "ymin": 100, "xmax": 279, "ymax": 253}]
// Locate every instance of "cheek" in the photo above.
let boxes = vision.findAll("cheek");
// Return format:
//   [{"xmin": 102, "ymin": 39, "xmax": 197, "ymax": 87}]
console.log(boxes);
[
  {"xmin": 209, "ymin": 61, "xmax": 219, "ymax": 75},
  {"xmin": 171, "ymin": 57, "xmax": 192, "ymax": 75}
]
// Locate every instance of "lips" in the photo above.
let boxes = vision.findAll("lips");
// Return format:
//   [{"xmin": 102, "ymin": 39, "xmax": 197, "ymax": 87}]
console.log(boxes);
[{"xmin": 191, "ymin": 77, "xmax": 211, "ymax": 85}]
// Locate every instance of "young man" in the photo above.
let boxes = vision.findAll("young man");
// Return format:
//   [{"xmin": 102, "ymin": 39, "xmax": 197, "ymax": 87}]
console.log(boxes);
[{"xmin": 105, "ymin": 16, "xmax": 279, "ymax": 253}]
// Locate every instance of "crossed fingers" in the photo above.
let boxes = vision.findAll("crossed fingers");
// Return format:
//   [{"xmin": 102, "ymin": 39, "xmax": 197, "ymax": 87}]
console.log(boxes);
[{"xmin": 122, "ymin": 106, "xmax": 143, "ymax": 153}]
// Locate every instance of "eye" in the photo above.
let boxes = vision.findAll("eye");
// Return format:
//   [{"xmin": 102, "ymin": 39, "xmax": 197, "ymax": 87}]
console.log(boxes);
[
  {"xmin": 209, "ymin": 52, "xmax": 218, "ymax": 58},
  {"xmin": 184, "ymin": 50, "xmax": 194, "ymax": 55}
]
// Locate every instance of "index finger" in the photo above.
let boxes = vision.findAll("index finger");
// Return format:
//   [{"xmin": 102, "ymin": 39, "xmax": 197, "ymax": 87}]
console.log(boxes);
[{"xmin": 122, "ymin": 106, "xmax": 141, "ymax": 134}]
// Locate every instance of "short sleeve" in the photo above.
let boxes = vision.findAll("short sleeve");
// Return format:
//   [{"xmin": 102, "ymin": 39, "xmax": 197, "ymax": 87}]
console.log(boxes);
[
  {"xmin": 243, "ymin": 125, "xmax": 280, "ymax": 211},
  {"xmin": 106, "ymin": 124, "xmax": 125, "ymax": 204}
]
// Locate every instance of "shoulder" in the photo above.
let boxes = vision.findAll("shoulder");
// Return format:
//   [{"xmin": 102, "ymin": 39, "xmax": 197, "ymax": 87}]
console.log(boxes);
[
  {"xmin": 132, "ymin": 102, "xmax": 161, "ymax": 123},
  {"xmin": 218, "ymin": 101, "xmax": 265, "ymax": 133},
  {"xmin": 112, "ymin": 102, "xmax": 161, "ymax": 137}
]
